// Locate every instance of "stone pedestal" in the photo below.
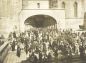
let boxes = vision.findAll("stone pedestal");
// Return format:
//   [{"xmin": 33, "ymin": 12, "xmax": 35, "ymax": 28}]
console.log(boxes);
[{"xmin": 79, "ymin": 12, "xmax": 86, "ymax": 30}]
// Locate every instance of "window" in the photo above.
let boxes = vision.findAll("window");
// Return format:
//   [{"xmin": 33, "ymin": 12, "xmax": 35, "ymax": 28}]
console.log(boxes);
[
  {"xmin": 53, "ymin": 0, "xmax": 58, "ymax": 7},
  {"xmin": 49, "ymin": 0, "xmax": 52, "ymax": 8},
  {"xmin": 62, "ymin": 2, "xmax": 65, "ymax": 8},
  {"xmin": 74, "ymin": 2, "xmax": 78, "ymax": 17},
  {"xmin": 37, "ymin": 3, "xmax": 40, "ymax": 8},
  {"xmin": 49, "ymin": 0, "xmax": 58, "ymax": 8}
]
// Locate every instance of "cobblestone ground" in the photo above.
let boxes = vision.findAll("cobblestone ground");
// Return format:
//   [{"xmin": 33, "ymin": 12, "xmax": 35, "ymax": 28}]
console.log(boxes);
[
  {"xmin": 3, "ymin": 50, "xmax": 27, "ymax": 63},
  {"xmin": 4, "ymin": 50, "xmax": 86, "ymax": 63}
]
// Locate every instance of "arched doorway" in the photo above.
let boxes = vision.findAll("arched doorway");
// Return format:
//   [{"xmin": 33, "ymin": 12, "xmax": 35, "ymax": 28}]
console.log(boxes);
[{"xmin": 24, "ymin": 15, "xmax": 57, "ymax": 31}]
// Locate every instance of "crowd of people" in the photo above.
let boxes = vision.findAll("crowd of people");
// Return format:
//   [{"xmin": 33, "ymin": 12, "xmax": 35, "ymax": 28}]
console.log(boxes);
[{"xmin": 8, "ymin": 28, "xmax": 86, "ymax": 63}]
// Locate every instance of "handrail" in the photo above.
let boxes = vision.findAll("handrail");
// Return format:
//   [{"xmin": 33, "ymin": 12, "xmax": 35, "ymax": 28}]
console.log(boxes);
[{"xmin": 0, "ymin": 42, "xmax": 9, "ymax": 55}]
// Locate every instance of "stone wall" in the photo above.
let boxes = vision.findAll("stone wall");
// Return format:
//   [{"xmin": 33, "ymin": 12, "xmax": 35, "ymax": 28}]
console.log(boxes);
[
  {"xmin": 23, "ymin": 0, "xmax": 49, "ymax": 9},
  {"xmin": 0, "ymin": 0, "xmax": 22, "ymax": 37},
  {"xmin": 0, "ymin": 0, "xmax": 86, "ymax": 37},
  {"xmin": 19, "ymin": 9, "xmax": 65, "ymax": 31}
]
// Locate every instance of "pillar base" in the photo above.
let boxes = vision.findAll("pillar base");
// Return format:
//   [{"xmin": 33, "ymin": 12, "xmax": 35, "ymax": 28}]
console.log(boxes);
[{"xmin": 79, "ymin": 25, "xmax": 86, "ymax": 30}]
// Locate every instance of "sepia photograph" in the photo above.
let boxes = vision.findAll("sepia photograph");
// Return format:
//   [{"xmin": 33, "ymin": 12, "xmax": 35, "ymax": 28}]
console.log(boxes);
[{"xmin": 0, "ymin": 0, "xmax": 86, "ymax": 63}]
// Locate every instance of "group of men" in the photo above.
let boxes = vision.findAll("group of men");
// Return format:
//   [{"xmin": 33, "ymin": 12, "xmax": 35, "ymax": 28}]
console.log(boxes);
[{"xmin": 8, "ymin": 28, "xmax": 86, "ymax": 63}]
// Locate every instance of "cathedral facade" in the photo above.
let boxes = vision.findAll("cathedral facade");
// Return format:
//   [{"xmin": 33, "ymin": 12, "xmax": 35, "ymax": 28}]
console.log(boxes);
[{"xmin": 0, "ymin": 0, "xmax": 86, "ymax": 36}]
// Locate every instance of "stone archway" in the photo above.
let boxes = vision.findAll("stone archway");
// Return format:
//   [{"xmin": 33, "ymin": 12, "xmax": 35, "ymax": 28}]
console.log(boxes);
[
  {"xmin": 19, "ymin": 9, "xmax": 65, "ymax": 32},
  {"xmin": 24, "ymin": 14, "xmax": 57, "ymax": 30}
]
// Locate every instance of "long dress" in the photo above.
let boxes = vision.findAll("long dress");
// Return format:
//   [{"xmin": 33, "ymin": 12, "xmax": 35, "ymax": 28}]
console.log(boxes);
[
  {"xmin": 11, "ymin": 41, "xmax": 15, "ymax": 51},
  {"xmin": 17, "ymin": 46, "xmax": 21, "ymax": 57}
]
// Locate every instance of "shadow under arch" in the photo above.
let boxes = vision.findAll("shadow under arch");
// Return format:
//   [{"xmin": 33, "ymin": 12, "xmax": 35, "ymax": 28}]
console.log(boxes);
[{"xmin": 24, "ymin": 14, "xmax": 57, "ymax": 28}]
